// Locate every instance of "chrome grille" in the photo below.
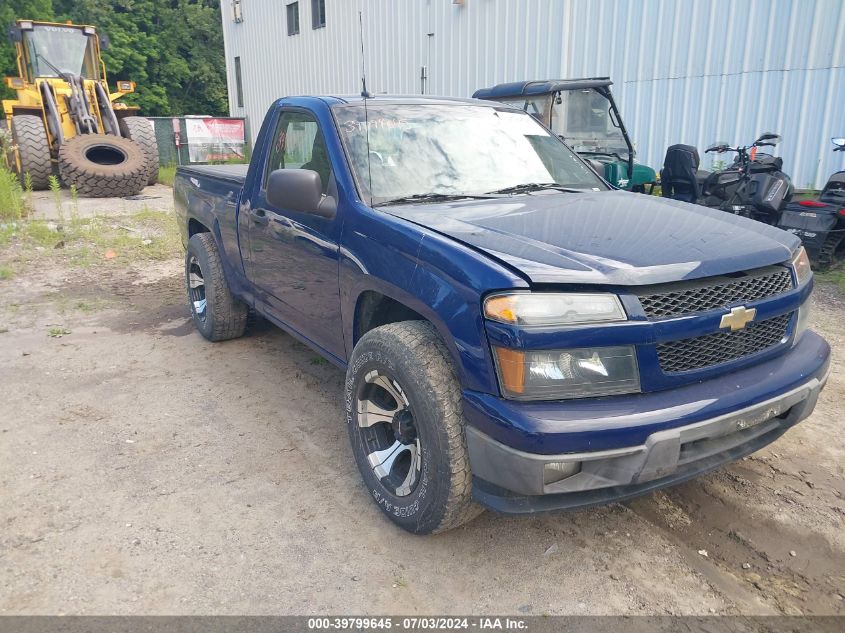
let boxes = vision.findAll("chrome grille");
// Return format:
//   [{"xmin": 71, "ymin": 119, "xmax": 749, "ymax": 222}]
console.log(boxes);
[
  {"xmin": 657, "ymin": 314, "xmax": 791, "ymax": 373},
  {"xmin": 638, "ymin": 268, "xmax": 793, "ymax": 319}
]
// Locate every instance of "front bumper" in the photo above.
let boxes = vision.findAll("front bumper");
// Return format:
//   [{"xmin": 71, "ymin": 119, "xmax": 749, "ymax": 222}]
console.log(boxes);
[{"xmin": 464, "ymin": 331, "xmax": 830, "ymax": 513}]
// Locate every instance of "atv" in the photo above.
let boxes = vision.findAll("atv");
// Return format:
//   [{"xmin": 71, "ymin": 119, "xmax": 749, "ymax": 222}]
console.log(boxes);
[
  {"xmin": 473, "ymin": 78, "xmax": 657, "ymax": 192},
  {"xmin": 778, "ymin": 137, "xmax": 845, "ymax": 270}
]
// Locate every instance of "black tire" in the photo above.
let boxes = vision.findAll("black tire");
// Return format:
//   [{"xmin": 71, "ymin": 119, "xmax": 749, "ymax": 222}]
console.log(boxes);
[
  {"xmin": 185, "ymin": 233, "xmax": 248, "ymax": 342},
  {"xmin": 816, "ymin": 233, "xmax": 845, "ymax": 271},
  {"xmin": 119, "ymin": 116, "xmax": 159, "ymax": 185},
  {"xmin": 345, "ymin": 321, "xmax": 482, "ymax": 534},
  {"xmin": 11, "ymin": 114, "xmax": 52, "ymax": 190},
  {"xmin": 58, "ymin": 134, "xmax": 148, "ymax": 197}
]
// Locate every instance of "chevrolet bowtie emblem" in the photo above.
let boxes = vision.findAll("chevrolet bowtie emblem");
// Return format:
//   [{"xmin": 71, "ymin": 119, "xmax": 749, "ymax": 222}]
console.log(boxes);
[{"xmin": 720, "ymin": 306, "xmax": 757, "ymax": 331}]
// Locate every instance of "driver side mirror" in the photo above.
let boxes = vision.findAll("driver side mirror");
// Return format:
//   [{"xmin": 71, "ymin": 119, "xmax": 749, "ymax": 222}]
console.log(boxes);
[
  {"xmin": 7, "ymin": 25, "xmax": 22, "ymax": 44},
  {"xmin": 99, "ymin": 33, "xmax": 110, "ymax": 50},
  {"xmin": 832, "ymin": 137, "xmax": 845, "ymax": 151},
  {"xmin": 754, "ymin": 132, "xmax": 781, "ymax": 147},
  {"xmin": 266, "ymin": 169, "xmax": 336, "ymax": 219}
]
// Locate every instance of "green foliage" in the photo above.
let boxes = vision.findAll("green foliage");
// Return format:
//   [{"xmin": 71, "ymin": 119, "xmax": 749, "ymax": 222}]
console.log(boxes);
[
  {"xmin": 0, "ymin": 1, "xmax": 54, "ymax": 101},
  {"xmin": 0, "ymin": 167, "xmax": 26, "ymax": 221},
  {"xmin": 817, "ymin": 268, "xmax": 845, "ymax": 294},
  {"xmin": 1, "ymin": 1, "xmax": 227, "ymax": 117},
  {"xmin": 157, "ymin": 164, "xmax": 177, "ymax": 186}
]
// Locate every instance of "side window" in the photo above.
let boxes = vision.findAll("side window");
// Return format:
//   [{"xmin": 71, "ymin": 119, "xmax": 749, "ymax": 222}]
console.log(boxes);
[
  {"xmin": 263, "ymin": 111, "xmax": 332, "ymax": 194},
  {"xmin": 497, "ymin": 96, "xmax": 550, "ymax": 125}
]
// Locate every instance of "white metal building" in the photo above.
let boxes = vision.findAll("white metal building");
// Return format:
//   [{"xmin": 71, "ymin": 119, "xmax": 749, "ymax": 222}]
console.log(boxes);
[{"xmin": 221, "ymin": 0, "xmax": 845, "ymax": 189}]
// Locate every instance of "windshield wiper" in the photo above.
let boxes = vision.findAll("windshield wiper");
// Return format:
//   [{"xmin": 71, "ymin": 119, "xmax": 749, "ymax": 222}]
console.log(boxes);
[
  {"xmin": 33, "ymin": 48, "xmax": 65, "ymax": 77},
  {"xmin": 375, "ymin": 193, "xmax": 496, "ymax": 207},
  {"xmin": 485, "ymin": 183, "xmax": 585, "ymax": 195}
]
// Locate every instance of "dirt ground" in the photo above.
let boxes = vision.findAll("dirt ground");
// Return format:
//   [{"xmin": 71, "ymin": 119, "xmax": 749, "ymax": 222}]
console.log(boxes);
[{"xmin": 0, "ymin": 204, "xmax": 843, "ymax": 616}]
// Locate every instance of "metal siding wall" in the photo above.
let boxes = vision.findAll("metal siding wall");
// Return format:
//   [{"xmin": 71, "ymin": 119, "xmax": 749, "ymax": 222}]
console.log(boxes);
[
  {"xmin": 565, "ymin": 0, "xmax": 845, "ymax": 190},
  {"xmin": 222, "ymin": 0, "xmax": 845, "ymax": 189}
]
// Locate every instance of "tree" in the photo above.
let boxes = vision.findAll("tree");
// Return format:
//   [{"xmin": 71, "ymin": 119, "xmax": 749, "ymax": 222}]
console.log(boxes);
[
  {"xmin": 0, "ymin": 0, "xmax": 55, "ymax": 101},
  {"xmin": 1, "ymin": 0, "xmax": 227, "ymax": 116}
]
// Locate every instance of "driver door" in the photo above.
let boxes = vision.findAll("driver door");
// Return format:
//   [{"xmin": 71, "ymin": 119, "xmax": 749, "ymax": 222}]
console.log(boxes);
[{"xmin": 246, "ymin": 109, "xmax": 344, "ymax": 360}]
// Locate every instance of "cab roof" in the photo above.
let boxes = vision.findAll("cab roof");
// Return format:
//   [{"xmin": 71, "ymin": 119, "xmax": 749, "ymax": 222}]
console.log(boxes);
[
  {"xmin": 472, "ymin": 77, "xmax": 613, "ymax": 100},
  {"xmin": 315, "ymin": 94, "xmax": 485, "ymax": 107}
]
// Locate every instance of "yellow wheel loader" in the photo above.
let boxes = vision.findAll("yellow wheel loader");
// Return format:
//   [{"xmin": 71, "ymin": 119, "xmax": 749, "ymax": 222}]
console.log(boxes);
[{"xmin": 1, "ymin": 19, "xmax": 159, "ymax": 197}]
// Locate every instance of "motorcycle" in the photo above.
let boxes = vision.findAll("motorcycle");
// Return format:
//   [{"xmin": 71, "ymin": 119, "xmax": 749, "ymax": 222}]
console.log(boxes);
[
  {"xmin": 778, "ymin": 137, "xmax": 845, "ymax": 270},
  {"xmin": 661, "ymin": 133, "xmax": 793, "ymax": 225}
]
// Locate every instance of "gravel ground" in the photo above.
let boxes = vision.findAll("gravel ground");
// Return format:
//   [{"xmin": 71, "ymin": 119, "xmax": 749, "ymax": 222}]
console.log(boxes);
[
  {"xmin": 0, "ymin": 210, "xmax": 843, "ymax": 615},
  {"xmin": 27, "ymin": 184, "xmax": 174, "ymax": 221}
]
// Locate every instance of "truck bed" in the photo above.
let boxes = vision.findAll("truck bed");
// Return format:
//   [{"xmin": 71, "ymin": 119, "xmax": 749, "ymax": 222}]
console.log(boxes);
[{"xmin": 177, "ymin": 163, "xmax": 248, "ymax": 185}]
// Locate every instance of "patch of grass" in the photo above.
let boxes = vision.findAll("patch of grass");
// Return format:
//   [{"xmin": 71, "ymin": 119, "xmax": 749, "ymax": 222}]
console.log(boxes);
[
  {"xmin": 0, "ymin": 223, "xmax": 17, "ymax": 247},
  {"xmin": 0, "ymin": 266, "xmax": 13, "ymax": 280},
  {"xmin": 53, "ymin": 296, "xmax": 110, "ymax": 314},
  {"xmin": 0, "ymin": 167, "xmax": 26, "ymax": 221},
  {"xmin": 47, "ymin": 327, "xmax": 71, "ymax": 338},
  {"xmin": 158, "ymin": 165, "xmax": 177, "ymax": 187},
  {"xmin": 74, "ymin": 299, "xmax": 105, "ymax": 313},
  {"xmin": 23, "ymin": 221, "xmax": 63, "ymax": 248},
  {"xmin": 0, "ymin": 208, "xmax": 182, "ymax": 270},
  {"xmin": 309, "ymin": 356, "xmax": 328, "ymax": 366},
  {"xmin": 816, "ymin": 268, "xmax": 845, "ymax": 294}
]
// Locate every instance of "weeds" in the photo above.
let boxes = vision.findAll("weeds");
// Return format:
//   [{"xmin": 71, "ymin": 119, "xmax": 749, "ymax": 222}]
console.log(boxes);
[
  {"xmin": 48, "ymin": 175, "xmax": 64, "ymax": 223},
  {"xmin": 816, "ymin": 268, "xmax": 845, "ymax": 294},
  {"xmin": 0, "ymin": 167, "xmax": 26, "ymax": 221},
  {"xmin": 69, "ymin": 185, "xmax": 80, "ymax": 224},
  {"xmin": 158, "ymin": 165, "xmax": 177, "ymax": 186},
  {"xmin": 0, "ymin": 265, "xmax": 13, "ymax": 280},
  {"xmin": 0, "ymin": 208, "xmax": 182, "ymax": 270},
  {"xmin": 74, "ymin": 299, "xmax": 107, "ymax": 313},
  {"xmin": 47, "ymin": 327, "xmax": 71, "ymax": 338}
]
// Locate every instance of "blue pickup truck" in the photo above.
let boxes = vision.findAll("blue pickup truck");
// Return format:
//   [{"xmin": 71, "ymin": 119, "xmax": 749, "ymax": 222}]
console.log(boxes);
[{"xmin": 174, "ymin": 95, "xmax": 830, "ymax": 534}]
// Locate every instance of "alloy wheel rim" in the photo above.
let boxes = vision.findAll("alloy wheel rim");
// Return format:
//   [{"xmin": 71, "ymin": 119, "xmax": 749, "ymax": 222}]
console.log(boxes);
[
  {"xmin": 188, "ymin": 255, "xmax": 207, "ymax": 323},
  {"xmin": 355, "ymin": 369, "xmax": 421, "ymax": 497}
]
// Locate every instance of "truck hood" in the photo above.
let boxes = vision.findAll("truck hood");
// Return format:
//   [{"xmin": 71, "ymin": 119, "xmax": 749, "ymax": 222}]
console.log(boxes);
[{"xmin": 383, "ymin": 191, "xmax": 799, "ymax": 286}]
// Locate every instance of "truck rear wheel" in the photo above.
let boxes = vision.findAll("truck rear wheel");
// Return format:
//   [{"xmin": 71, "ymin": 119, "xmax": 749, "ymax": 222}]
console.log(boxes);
[
  {"xmin": 185, "ymin": 233, "xmax": 248, "ymax": 342},
  {"xmin": 345, "ymin": 321, "xmax": 482, "ymax": 534},
  {"xmin": 11, "ymin": 114, "xmax": 52, "ymax": 190},
  {"xmin": 119, "ymin": 116, "xmax": 159, "ymax": 185},
  {"xmin": 58, "ymin": 134, "xmax": 148, "ymax": 198}
]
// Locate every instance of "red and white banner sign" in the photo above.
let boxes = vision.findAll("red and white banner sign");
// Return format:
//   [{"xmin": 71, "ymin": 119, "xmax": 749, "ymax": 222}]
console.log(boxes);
[{"xmin": 184, "ymin": 118, "xmax": 246, "ymax": 163}]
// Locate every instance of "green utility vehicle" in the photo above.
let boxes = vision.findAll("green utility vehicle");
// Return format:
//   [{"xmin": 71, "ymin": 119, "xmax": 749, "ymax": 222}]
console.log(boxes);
[{"xmin": 473, "ymin": 78, "xmax": 657, "ymax": 191}]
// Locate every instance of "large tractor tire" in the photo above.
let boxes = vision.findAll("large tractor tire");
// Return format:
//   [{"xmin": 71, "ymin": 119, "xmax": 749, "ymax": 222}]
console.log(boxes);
[
  {"xmin": 11, "ymin": 115, "xmax": 52, "ymax": 190},
  {"xmin": 119, "ymin": 116, "xmax": 159, "ymax": 185},
  {"xmin": 58, "ymin": 134, "xmax": 148, "ymax": 198}
]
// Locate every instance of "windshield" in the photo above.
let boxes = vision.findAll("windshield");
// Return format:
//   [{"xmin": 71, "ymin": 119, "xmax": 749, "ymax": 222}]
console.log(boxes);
[
  {"xmin": 23, "ymin": 25, "xmax": 98, "ymax": 79},
  {"xmin": 550, "ymin": 89, "xmax": 629, "ymax": 158},
  {"xmin": 333, "ymin": 103, "xmax": 605, "ymax": 204}
]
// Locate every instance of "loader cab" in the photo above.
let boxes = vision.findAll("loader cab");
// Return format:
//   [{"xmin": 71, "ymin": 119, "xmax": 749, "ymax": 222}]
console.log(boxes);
[
  {"xmin": 473, "ymin": 78, "xmax": 657, "ymax": 192},
  {"xmin": 10, "ymin": 21, "xmax": 102, "ymax": 83}
]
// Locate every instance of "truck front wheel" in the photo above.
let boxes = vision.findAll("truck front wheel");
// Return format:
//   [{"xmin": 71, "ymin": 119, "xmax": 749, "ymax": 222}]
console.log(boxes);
[
  {"xmin": 345, "ymin": 321, "xmax": 482, "ymax": 534},
  {"xmin": 185, "ymin": 233, "xmax": 248, "ymax": 341}
]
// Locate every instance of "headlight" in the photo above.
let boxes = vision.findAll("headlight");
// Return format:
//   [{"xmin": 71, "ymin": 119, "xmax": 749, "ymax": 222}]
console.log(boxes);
[
  {"xmin": 492, "ymin": 345, "xmax": 640, "ymax": 400},
  {"xmin": 790, "ymin": 246, "xmax": 812, "ymax": 286},
  {"xmin": 484, "ymin": 292, "xmax": 626, "ymax": 327}
]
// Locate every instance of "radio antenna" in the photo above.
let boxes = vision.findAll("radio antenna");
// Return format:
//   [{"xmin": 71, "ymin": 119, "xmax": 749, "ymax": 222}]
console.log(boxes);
[
  {"xmin": 358, "ymin": 10, "xmax": 374, "ymax": 205},
  {"xmin": 358, "ymin": 11, "xmax": 371, "ymax": 98}
]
